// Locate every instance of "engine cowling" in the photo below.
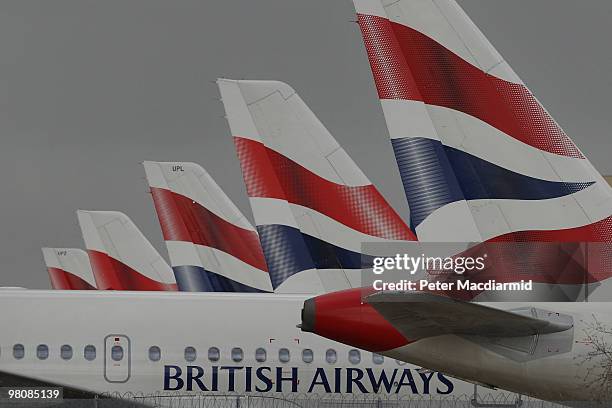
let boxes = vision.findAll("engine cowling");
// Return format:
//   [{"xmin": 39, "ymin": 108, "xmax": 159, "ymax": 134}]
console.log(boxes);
[{"xmin": 301, "ymin": 288, "xmax": 409, "ymax": 352}]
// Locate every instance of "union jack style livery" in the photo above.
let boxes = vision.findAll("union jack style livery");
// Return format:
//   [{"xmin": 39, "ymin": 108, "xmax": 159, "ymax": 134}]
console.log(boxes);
[
  {"xmin": 77, "ymin": 210, "xmax": 177, "ymax": 291},
  {"xmin": 218, "ymin": 79, "xmax": 417, "ymax": 294},
  {"xmin": 144, "ymin": 161, "xmax": 272, "ymax": 292},
  {"xmin": 42, "ymin": 247, "xmax": 96, "ymax": 290},
  {"xmin": 353, "ymin": 0, "xmax": 612, "ymax": 242},
  {"xmin": 352, "ymin": 0, "xmax": 612, "ymax": 298}
]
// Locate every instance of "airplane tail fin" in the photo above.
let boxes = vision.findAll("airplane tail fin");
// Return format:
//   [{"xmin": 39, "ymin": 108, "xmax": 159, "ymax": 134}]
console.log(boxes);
[
  {"xmin": 218, "ymin": 79, "xmax": 416, "ymax": 293},
  {"xmin": 143, "ymin": 161, "xmax": 272, "ymax": 292},
  {"xmin": 76, "ymin": 210, "xmax": 177, "ymax": 291},
  {"xmin": 42, "ymin": 247, "xmax": 96, "ymax": 290},
  {"xmin": 353, "ymin": 0, "xmax": 612, "ymax": 243}
]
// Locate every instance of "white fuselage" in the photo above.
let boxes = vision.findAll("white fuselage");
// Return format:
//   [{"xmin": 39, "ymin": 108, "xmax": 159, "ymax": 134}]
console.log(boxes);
[{"xmin": 0, "ymin": 290, "xmax": 511, "ymax": 404}]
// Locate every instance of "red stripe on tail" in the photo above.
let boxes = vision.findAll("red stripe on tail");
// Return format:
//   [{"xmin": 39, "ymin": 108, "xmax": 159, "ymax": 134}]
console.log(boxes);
[
  {"xmin": 47, "ymin": 267, "xmax": 96, "ymax": 290},
  {"xmin": 357, "ymin": 14, "xmax": 583, "ymax": 158},
  {"xmin": 150, "ymin": 187, "xmax": 268, "ymax": 271},
  {"xmin": 87, "ymin": 250, "xmax": 177, "ymax": 291},
  {"xmin": 234, "ymin": 136, "xmax": 416, "ymax": 241}
]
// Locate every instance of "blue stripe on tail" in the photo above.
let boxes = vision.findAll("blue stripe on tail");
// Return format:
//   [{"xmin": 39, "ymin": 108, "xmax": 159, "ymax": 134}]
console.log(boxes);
[
  {"xmin": 172, "ymin": 265, "xmax": 265, "ymax": 293},
  {"xmin": 257, "ymin": 224, "xmax": 374, "ymax": 289},
  {"xmin": 391, "ymin": 137, "xmax": 594, "ymax": 230}
]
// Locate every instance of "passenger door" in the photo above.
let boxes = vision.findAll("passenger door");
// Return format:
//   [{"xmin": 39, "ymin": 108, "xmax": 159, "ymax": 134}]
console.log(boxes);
[{"xmin": 104, "ymin": 334, "xmax": 131, "ymax": 383}]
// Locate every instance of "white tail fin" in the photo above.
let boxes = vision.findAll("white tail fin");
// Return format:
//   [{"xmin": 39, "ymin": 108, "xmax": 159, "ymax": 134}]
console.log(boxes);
[
  {"xmin": 353, "ymin": 0, "xmax": 612, "ymax": 243},
  {"xmin": 218, "ymin": 79, "xmax": 416, "ymax": 294},
  {"xmin": 77, "ymin": 210, "xmax": 177, "ymax": 291},
  {"xmin": 143, "ymin": 161, "xmax": 273, "ymax": 292},
  {"xmin": 42, "ymin": 247, "xmax": 96, "ymax": 290}
]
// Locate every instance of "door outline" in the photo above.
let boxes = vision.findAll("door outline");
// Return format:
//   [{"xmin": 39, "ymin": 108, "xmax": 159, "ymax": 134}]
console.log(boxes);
[{"xmin": 104, "ymin": 334, "xmax": 131, "ymax": 383}]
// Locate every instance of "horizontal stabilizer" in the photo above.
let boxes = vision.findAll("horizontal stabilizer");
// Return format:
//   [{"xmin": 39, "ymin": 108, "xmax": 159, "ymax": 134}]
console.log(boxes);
[{"xmin": 366, "ymin": 291, "xmax": 573, "ymax": 340}]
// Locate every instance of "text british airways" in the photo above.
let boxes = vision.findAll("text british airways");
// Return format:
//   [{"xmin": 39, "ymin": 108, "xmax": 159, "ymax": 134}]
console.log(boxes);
[{"xmin": 164, "ymin": 365, "xmax": 454, "ymax": 394}]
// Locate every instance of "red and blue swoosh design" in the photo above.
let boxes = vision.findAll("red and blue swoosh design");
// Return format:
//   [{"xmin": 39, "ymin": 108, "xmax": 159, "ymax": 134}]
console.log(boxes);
[
  {"xmin": 357, "ymin": 12, "xmax": 607, "ymax": 240},
  {"xmin": 151, "ymin": 187, "xmax": 268, "ymax": 272},
  {"xmin": 171, "ymin": 265, "xmax": 264, "ymax": 293},
  {"xmin": 150, "ymin": 186, "xmax": 269, "ymax": 292},
  {"xmin": 352, "ymin": 5, "xmax": 612, "ymax": 295},
  {"xmin": 358, "ymin": 14, "xmax": 583, "ymax": 158},
  {"xmin": 235, "ymin": 136, "xmax": 413, "ymax": 288},
  {"xmin": 256, "ymin": 224, "xmax": 374, "ymax": 289},
  {"xmin": 391, "ymin": 137, "xmax": 593, "ymax": 230},
  {"xmin": 235, "ymin": 137, "xmax": 415, "ymax": 242}
]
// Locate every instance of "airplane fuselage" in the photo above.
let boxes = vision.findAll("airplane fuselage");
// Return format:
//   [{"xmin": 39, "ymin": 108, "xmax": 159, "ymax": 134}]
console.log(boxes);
[{"xmin": 0, "ymin": 290, "xmax": 507, "ymax": 403}]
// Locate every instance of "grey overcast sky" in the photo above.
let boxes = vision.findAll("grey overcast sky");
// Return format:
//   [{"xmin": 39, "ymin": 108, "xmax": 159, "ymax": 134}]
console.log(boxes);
[{"xmin": 0, "ymin": 1, "xmax": 611, "ymax": 288}]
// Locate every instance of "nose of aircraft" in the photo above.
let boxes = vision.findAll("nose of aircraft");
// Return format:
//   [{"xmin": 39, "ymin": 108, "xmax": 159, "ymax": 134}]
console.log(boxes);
[{"xmin": 299, "ymin": 288, "xmax": 409, "ymax": 352}]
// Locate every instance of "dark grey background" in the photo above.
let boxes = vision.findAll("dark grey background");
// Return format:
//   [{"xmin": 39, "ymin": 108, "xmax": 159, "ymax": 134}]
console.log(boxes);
[{"xmin": 0, "ymin": 0, "xmax": 610, "ymax": 288}]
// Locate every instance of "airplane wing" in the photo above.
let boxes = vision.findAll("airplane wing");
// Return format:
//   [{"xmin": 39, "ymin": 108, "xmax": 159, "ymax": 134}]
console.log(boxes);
[
  {"xmin": 0, "ymin": 370, "xmax": 150, "ymax": 406},
  {"xmin": 365, "ymin": 291, "xmax": 573, "ymax": 340}
]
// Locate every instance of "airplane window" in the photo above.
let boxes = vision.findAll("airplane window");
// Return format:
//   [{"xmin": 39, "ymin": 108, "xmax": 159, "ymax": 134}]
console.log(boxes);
[
  {"xmin": 348, "ymin": 349, "xmax": 361, "ymax": 365},
  {"xmin": 148, "ymin": 346, "xmax": 161, "ymax": 362},
  {"xmin": 111, "ymin": 345, "xmax": 124, "ymax": 362},
  {"xmin": 372, "ymin": 353, "xmax": 384, "ymax": 365},
  {"xmin": 325, "ymin": 349, "xmax": 337, "ymax": 364},
  {"xmin": 255, "ymin": 347, "xmax": 266, "ymax": 363},
  {"xmin": 231, "ymin": 347, "xmax": 243, "ymax": 362},
  {"xmin": 184, "ymin": 346, "xmax": 197, "ymax": 362},
  {"xmin": 84, "ymin": 345, "xmax": 96, "ymax": 361},
  {"xmin": 61, "ymin": 345, "xmax": 73, "ymax": 360},
  {"xmin": 13, "ymin": 344, "xmax": 24, "ymax": 360},
  {"xmin": 208, "ymin": 347, "xmax": 220, "ymax": 362},
  {"xmin": 279, "ymin": 348, "xmax": 290, "ymax": 363},
  {"xmin": 302, "ymin": 349, "xmax": 314, "ymax": 364},
  {"xmin": 37, "ymin": 344, "xmax": 49, "ymax": 360}
]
